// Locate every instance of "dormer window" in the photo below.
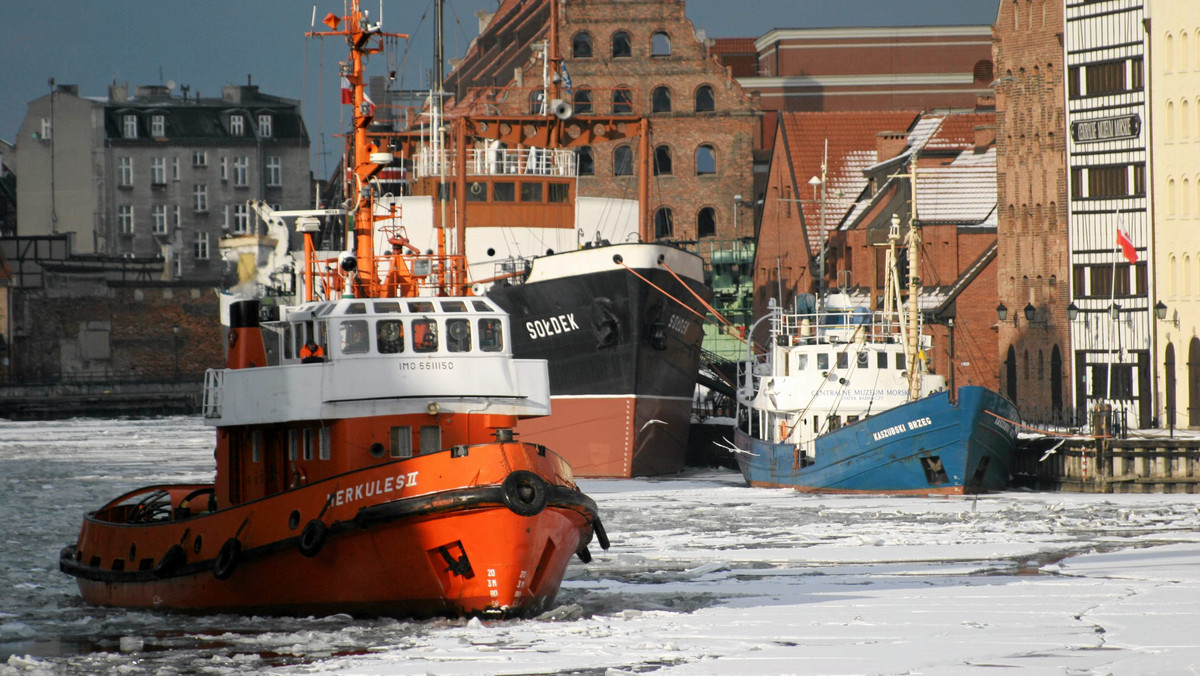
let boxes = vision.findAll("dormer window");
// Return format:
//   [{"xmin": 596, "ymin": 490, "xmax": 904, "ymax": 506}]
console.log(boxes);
[
  {"xmin": 122, "ymin": 115, "xmax": 137, "ymax": 139},
  {"xmin": 258, "ymin": 114, "xmax": 273, "ymax": 137},
  {"xmin": 230, "ymin": 114, "xmax": 244, "ymax": 136},
  {"xmin": 151, "ymin": 115, "xmax": 165, "ymax": 138}
]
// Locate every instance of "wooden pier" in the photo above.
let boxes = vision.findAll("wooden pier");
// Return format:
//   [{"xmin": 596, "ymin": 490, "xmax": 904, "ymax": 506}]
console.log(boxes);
[{"xmin": 1012, "ymin": 435, "xmax": 1200, "ymax": 493}]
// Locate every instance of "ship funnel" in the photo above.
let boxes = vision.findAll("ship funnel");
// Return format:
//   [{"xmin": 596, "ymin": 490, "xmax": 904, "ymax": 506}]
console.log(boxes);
[{"xmin": 227, "ymin": 299, "xmax": 268, "ymax": 370}]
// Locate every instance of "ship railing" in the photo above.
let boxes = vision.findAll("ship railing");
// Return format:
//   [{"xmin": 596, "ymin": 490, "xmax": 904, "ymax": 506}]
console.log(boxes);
[
  {"xmin": 202, "ymin": 369, "xmax": 224, "ymax": 419},
  {"xmin": 414, "ymin": 147, "xmax": 577, "ymax": 178},
  {"xmin": 774, "ymin": 309, "xmax": 907, "ymax": 346}
]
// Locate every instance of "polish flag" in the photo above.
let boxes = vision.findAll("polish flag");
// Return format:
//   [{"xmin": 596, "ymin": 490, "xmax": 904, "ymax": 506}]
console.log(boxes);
[
  {"xmin": 363, "ymin": 90, "xmax": 375, "ymax": 117},
  {"xmin": 1117, "ymin": 228, "xmax": 1138, "ymax": 264},
  {"xmin": 340, "ymin": 77, "xmax": 352, "ymax": 105}
]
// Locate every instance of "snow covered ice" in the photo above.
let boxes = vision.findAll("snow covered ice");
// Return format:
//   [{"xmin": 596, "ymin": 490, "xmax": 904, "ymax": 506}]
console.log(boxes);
[{"xmin": 3, "ymin": 417, "xmax": 1200, "ymax": 674}]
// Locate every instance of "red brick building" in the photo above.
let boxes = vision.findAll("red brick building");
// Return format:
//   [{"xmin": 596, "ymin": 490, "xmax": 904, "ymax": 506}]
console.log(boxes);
[
  {"xmin": 755, "ymin": 110, "xmax": 1003, "ymax": 392},
  {"xmin": 993, "ymin": 0, "xmax": 1071, "ymax": 421},
  {"xmin": 444, "ymin": 0, "xmax": 761, "ymax": 244}
]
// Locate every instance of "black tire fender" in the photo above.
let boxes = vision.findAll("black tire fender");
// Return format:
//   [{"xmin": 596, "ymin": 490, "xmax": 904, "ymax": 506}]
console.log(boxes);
[
  {"xmin": 153, "ymin": 544, "xmax": 186, "ymax": 578},
  {"xmin": 594, "ymin": 516, "xmax": 611, "ymax": 550},
  {"xmin": 298, "ymin": 519, "xmax": 328, "ymax": 558},
  {"xmin": 501, "ymin": 470, "xmax": 549, "ymax": 517},
  {"xmin": 213, "ymin": 537, "xmax": 241, "ymax": 581}
]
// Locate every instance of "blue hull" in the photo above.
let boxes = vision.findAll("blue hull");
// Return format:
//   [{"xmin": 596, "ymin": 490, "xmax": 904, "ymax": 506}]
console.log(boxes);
[{"xmin": 734, "ymin": 386, "xmax": 1019, "ymax": 495}]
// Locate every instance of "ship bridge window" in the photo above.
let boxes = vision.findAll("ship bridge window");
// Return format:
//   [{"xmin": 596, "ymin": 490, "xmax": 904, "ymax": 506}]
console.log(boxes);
[
  {"xmin": 467, "ymin": 181, "xmax": 487, "ymax": 202},
  {"xmin": 408, "ymin": 301, "xmax": 435, "ymax": 313},
  {"xmin": 857, "ymin": 352, "xmax": 869, "ymax": 368},
  {"xmin": 390, "ymin": 426, "xmax": 413, "ymax": 458},
  {"xmin": 447, "ymin": 319, "xmax": 472, "ymax": 352},
  {"xmin": 472, "ymin": 300, "xmax": 493, "ymax": 312},
  {"xmin": 440, "ymin": 300, "xmax": 468, "ymax": 312},
  {"xmin": 317, "ymin": 303, "xmax": 337, "ymax": 316},
  {"xmin": 493, "ymin": 182, "xmax": 515, "ymax": 202},
  {"xmin": 340, "ymin": 320, "xmax": 370, "ymax": 354},
  {"xmin": 479, "ymin": 318, "xmax": 503, "ymax": 351},
  {"xmin": 796, "ymin": 353, "xmax": 808, "ymax": 370},
  {"xmin": 817, "ymin": 353, "xmax": 829, "ymax": 370},
  {"xmin": 413, "ymin": 318, "xmax": 439, "ymax": 352},
  {"xmin": 377, "ymin": 320, "xmax": 405, "ymax": 354},
  {"xmin": 373, "ymin": 301, "xmax": 401, "ymax": 313},
  {"xmin": 345, "ymin": 302, "xmax": 367, "ymax": 314},
  {"xmin": 420, "ymin": 426, "xmax": 442, "ymax": 454},
  {"xmin": 548, "ymin": 182, "xmax": 570, "ymax": 203},
  {"xmin": 837, "ymin": 352, "xmax": 848, "ymax": 369},
  {"xmin": 521, "ymin": 182, "xmax": 544, "ymax": 202},
  {"xmin": 896, "ymin": 353, "xmax": 906, "ymax": 370},
  {"xmin": 877, "ymin": 352, "xmax": 888, "ymax": 369}
]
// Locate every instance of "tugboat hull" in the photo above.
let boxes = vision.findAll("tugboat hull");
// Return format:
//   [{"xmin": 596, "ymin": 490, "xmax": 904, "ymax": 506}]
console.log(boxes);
[{"xmin": 61, "ymin": 443, "xmax": 599, "ymax": 618}]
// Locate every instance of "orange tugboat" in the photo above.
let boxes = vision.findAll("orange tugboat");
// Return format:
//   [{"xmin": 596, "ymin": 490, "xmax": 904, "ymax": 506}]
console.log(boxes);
[{"xmin": 58, "ymin": 2, "xmax": 607, "ymax": 618}]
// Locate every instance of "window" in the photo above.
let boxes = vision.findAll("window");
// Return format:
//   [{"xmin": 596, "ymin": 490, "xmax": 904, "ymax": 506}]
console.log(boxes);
[
  {"xmin": 614, "ymin": 145, "xmax": 634, "ymax": 176},
  {"xmin": 230, "ymin": 114, "xmax": 244, "ymax": 136},
  {"xmin": 118, "ymin": 205, "xmax": 134, "ymax": 234},
  {"xmin": 123, "ymin": 115, "xmax": 137, "ymax": 139},
  {"xmin": 447, "ymin": 318, "xmax": 472, "ymax": 352},
  {"xmin": 192, "ymin": 150, "xmax": 207, "ymax": 167},
  {"xmin": 521, "ymin": 181, "xmax": 544, "ymax": 202},
  {"xmin": 192, "ymin": 184, "xmax": 208, "ymax": 212},
  {"xmin": 39, "ymin": 117, "xmax": 51, "ymax": 140},
  {"xmin": 654, "ymin": 207, "xmax": 674, "ymax": 238},
  {"xmin": 493, "ymin": 182, "xmax": 515, "ymax": 202},
  {"xmin": 612, "ymin": 31, "xmax": 631, "ymax": 58},
  {"xmin": 303, "ymin": 429, "xmax": 314, "ymax": 461},
  {"xmin": 151, "ymin": 115, "xmax": 165, "ymax": 138},
  {"xmin": 413, "ymin": 318, "xmax": 438, "ymax": 352},
  {"xmin": 266, "ymin": 156, "xmax": 282, "ymax": 187},
  {"xmin": 651, "ymin": 31, "xmax": 670, "ymax": 56},
  {"xmin": 613, "ymin": 86, "xmax": 633, "ymax": 114},
  {"xmin": 577, "ymin": 147, "xmax": 594, "ymax": 176},
  {"xmin": 152, "ymin": 205, "xmax": 168, "ymax": 235},
  {"xmin": 174, "ymin": 205, "xmax": 181, "ymax": 227},
  {"xmin": 817, "ymin": 353, "xmax": 829, "ymax": 371},
  {"xmin": 572, "ymin": 32, "xmax": 593, "ymax": 58},
  {"xmin": 697, "ymin": 207, "xmax": 716, "ymax": 238},
  {"xmin": 258, "ymin": 114, "xmax": 272, "ymax": 137},
  {"xmin": 118, "ymin": 157, "xmax": 133, "ymax": 187},
  {"xmin": 695, "ymin": 145, "xmax": 716, "ymax": 175},
  {"xmin": 695, "ymin": 85, "xmax": 715, "ymax": 112},
  {"xmin": 220, "ymin": 157, "xmax": 228, "ymax": 181},
  {"xmin": 151, "ymin": 157, "xmax": 167, "ymax": 186},
  {"xmin": 194, "ymin": 231, "xmax": 209, "ymax": 260},
  {"xmin": 548, "ymin": 182, "xmax": 569, "ymax": 203},
  {"xmin": 377, "ymin": 319, "xmax": 405, "ymax": 353},
  {"xmin": 320, "ymin": 428, "xmax": 331, "ymax": 460},
  {"xmin": 171, "ymin": 157, "xmax": 179, "ymax": 181},
  {"xmin": 652, "ymin": 86, "xmax": 671, "ymax": 113},
  {"xmin": 233, "ymin": 203, "xmax": 249, "ymax": 234},
  {"xmin": 573, "ymin": 88, "xmax": 593, "ymax": 114},
  {"xmin": 653, "ymin": 145, "xmax": 672, "ymax": 175},
  {"xmin": 389, "ymin": 426, "xmax": 413, "ymax": 458},
  {"xmin": 420, "ymin": 425, "xmax": 441, "ymax": 454},
  {"xmin": 479, "ymin": 318, "xmax": 503, "ymax": 352},
  {"xmin": 340, "ymin": 319, "xmax": 370, "ymax": 354},
  {"xmin": 466, "ymin": 181, "xmax": 487, "ymax": 202},
  {"xmin": 233, "ymin": 157, "xmax": 249, "ymax": 187},
  {"xmin": 529, "ymin": 89, "xmax": 545, "ymax": 115}
]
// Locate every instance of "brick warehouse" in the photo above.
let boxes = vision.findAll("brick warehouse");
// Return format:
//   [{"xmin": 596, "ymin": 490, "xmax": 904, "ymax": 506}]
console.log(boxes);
[
  {"xmin": 443, "ymin": 0, "xmax": 761, "ymax": 244},
  {"xmin": 993, "ymin": 0, "xmax": 1072, "ymax": 423}
]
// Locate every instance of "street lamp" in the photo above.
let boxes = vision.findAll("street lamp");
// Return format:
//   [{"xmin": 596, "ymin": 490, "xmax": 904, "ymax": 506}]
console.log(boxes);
[
  {"xmin": 172, "ymin": 324, "xmax": 181, "ymax": 381},
  {"xmin": 1067, "ymin": 302, "xmax": 1079, "ymax": 321},
  {"xmin": 996, "ymin": 302, "xmax": 1008, "ymax": 322},
  {"xmin": 1108, "ymin": 302, "xmax": 1120, "ymax": 321},
  {"xmin": 1023, "ymin": 303, "xmax": 1036, "ymax": 322}
]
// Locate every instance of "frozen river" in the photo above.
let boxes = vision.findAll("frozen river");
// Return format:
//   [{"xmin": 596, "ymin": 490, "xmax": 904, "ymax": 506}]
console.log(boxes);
[{"xmin": 3, "ymin": 416, "xmax": 1200, "ymax": 674}]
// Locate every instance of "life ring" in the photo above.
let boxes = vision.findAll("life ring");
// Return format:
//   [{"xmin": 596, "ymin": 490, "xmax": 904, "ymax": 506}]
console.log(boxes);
[
  {"xmin": 213, "ymin": 537, "xmax": 242, "ymax": 580},
  {"xmin": 501, "ymin": 470, "xmax": 548, "ymax": 517},
  {"xmin": 153, "ymin": 544, "xmax": 186, "ymax": 578},
  {"xmin": 298, "ymin": 519, "xmax": 328, "ymax": 558}
]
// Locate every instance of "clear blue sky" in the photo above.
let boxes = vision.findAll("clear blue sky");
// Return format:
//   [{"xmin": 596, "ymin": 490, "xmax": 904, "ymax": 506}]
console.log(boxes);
[{"xmin": 1, "ymin": 0, "xmax": 999, "ymax": 175}]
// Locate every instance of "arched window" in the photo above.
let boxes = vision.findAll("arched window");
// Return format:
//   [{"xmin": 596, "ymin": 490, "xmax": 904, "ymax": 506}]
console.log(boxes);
[
  {"xmin": 612, "ymin": 31, "xmax": 631, "ymax": 58},
  {"xmin": 577, "ymin": 146, "xmax": 594, "ymax": 176},
  {"xmin": 651, "ymin": 31, "xmax": 670, "ymax": 56},
  {"xmin": 573, "ymin": 88, "xmax": 593, "ymax": 115},
  {"xmin": 697, "ymin": 207, "xmax": 716, "ymax": 238},
  {"xmin": 654, "ymin": 207, "xmax": 674, "ymax": 238},
  {"xmin": 612, "ymin": 86, "xmax": 633, "ymax": 114},
  {"xmin": 614, "ymin": 145, "xmax": 634, "ymax": 176},
  {"xmin": 529, "ymin": 90, "xmax": 544, "ymax": 115},
  {"xmin": 695, "ymin": 145, "xmax": 716, "ymax": 175},
  {"xmin": 653, "ymin": 145, "xmax": 672, "ymax": 175},
  {"xmin": 652, "ymin": 86, "xmax": 671, "ymax": 113},
  {"xmin": 572, "ymin": 32, "xmax": 593, "ymax": 58},
  {"xmin": 1168, "ymin": 100, "xmax": 1176, "ymax": 139},
  {"xmin": 695, "ymin": 85, "xmax": 714, "ymax": 112},
  {"xmin": 1184, "ymin": 99, "xmax": 1191, "ymax": 138}
]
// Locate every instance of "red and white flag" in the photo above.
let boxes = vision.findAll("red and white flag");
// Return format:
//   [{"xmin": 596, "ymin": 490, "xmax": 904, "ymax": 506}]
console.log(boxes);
[
  {"xmin": 363, "ymin": 90, "xmax": 375, "ymax": 117},
  {"xmin": 340, "ymin": 76, "xmax": 352, "ymax": 105},
  {"xmin": 1117, "ymin": 228, "xmax": 1138, "ymax": 264}
]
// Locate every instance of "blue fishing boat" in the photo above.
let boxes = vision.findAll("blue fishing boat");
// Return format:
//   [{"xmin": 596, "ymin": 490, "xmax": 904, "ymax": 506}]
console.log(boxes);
[{"xmin": 733, "ymin": 220, "xmax": 1018, "ymax": 495}]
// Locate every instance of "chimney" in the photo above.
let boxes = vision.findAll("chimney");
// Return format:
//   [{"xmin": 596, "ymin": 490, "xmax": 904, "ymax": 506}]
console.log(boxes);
[
  {"xmin": 875, "ymin": 131, "xmax": 908, "ymax": 162},
  {"xmin": 56, "ymin": 84, "xmax": 79, "ymax": 96},
  {"xmin": 109, "ymin": 82, "xmax": 129, "ymax": 103},
  {"xmin": 974, "ymin": 124, "xmax": 997, "ymax": 153}
]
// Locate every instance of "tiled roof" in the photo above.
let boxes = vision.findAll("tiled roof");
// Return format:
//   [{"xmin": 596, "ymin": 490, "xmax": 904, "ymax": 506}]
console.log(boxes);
[{"xmin": 777, "ymin": 110, "xmax": 921, "ymax": 250}]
